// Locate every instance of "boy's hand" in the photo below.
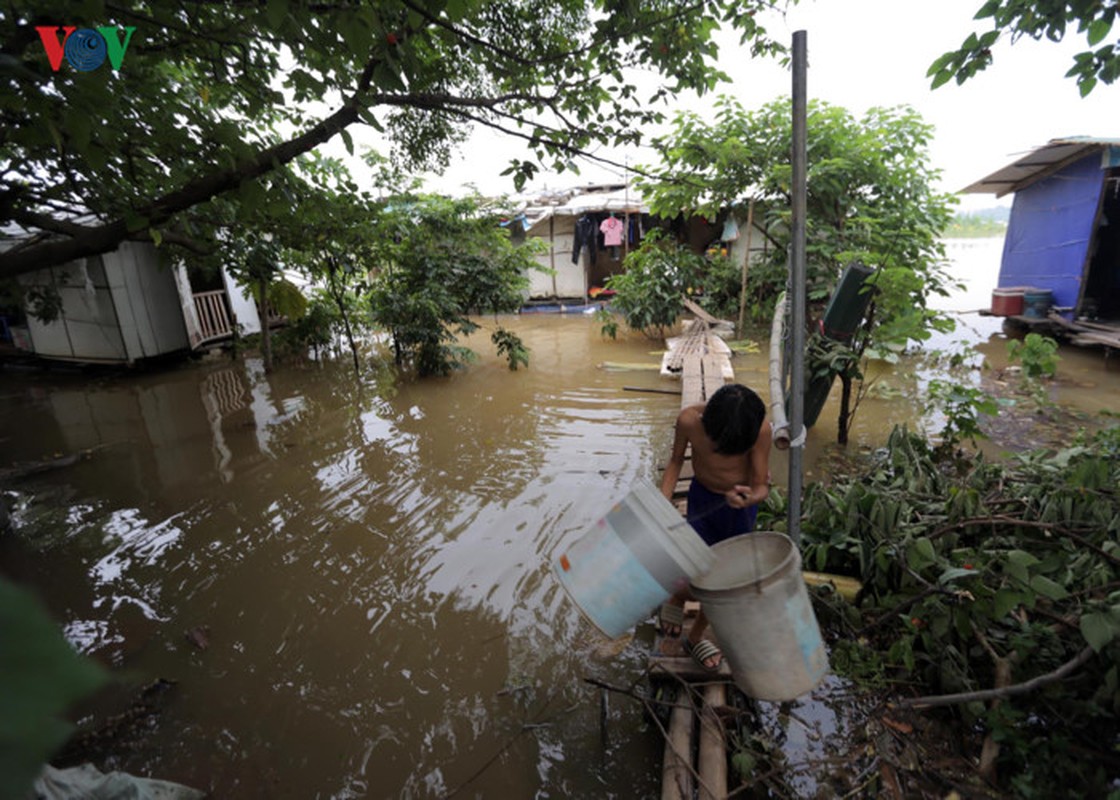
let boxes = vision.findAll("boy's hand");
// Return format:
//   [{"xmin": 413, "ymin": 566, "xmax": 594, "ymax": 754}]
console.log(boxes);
[{"xmin": 726, "ymin": 485, "xmax": 753, "ymax": 509}]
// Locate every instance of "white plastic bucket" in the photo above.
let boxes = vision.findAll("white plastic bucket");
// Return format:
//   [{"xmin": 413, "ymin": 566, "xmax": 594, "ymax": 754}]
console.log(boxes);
[
  {"xmin": 553, "ymin": 480, "xmax": 715, "ymax": 639},
  {"xmin": 691, "ymin": 532, "xmax": 828, "ymax": 701}
]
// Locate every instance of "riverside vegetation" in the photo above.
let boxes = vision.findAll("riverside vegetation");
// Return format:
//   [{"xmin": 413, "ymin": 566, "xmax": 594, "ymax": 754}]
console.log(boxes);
[{"xmin": 750, "ymin": 337, "xmax": 1120, "ymax": 798}]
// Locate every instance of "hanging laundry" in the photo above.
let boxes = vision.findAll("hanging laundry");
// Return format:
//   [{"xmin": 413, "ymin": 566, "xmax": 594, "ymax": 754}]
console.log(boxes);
[
  {"xmin": 721, "ymin": 217, "xmax": 740, "ymax": 242},
  {"xmin": 600, "ymin": 214, "xmax": 624, "ymax": 247},
  {"xmin": 601, "ymin": 214, "xmax": 624, "ymax": 260},
  {"xmin": 572, "ymin": 214, "xmax": 598, "ymax": 265}
]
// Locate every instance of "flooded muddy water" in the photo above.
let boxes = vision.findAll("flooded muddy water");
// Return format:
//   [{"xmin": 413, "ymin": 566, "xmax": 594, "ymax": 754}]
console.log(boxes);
[{"xmin": 2, "ymin": 237, "xmax": 1118, "ymax": 798}]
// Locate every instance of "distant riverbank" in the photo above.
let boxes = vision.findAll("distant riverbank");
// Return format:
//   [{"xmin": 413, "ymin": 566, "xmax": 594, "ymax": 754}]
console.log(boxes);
[{"xmin": 946, "ymin": 211, "xmax": 1008, "ymax": 238}]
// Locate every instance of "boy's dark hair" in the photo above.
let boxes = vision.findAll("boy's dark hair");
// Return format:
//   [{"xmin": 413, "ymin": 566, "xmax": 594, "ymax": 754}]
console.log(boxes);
[{"xmin": 701, "ymin": 383, "xmax": 766, "ymax": 455}]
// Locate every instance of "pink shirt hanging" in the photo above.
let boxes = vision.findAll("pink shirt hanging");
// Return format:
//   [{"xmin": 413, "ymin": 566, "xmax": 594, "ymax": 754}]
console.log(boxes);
[{"xmin": 600, "ymin": 216, "xmax": 624, "ymax": 247}]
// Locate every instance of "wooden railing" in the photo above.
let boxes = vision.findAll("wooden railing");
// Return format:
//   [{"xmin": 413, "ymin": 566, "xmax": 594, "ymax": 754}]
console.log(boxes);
[{"xmin": 193, "ymin": 290, "xmax": 233, "ymax": 342}]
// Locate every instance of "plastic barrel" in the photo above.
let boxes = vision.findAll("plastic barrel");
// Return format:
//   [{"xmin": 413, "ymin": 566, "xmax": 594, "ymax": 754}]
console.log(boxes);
[
  {"xmin": 553, "ymin": 480, "xmax": 715, "ymax": 639},
  {"xmin": 690, "ymin": 532, "xmax": 829, "ymax": 701},
  {"xmin": 1023, "ymin": 289, "xmax": 1054, "ymax": 318}
]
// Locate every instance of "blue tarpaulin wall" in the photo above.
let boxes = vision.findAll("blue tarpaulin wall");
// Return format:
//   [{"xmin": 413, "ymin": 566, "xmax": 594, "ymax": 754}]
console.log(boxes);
[{"xmin": 998, "ymin": 153, "xmax": 1105, "ymax": 311}]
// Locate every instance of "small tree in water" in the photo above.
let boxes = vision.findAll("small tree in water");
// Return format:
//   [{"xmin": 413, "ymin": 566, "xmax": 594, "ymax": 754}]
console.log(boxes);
[
  {"xmin": 367, "ymin": 194, "xmax": 544, "ymax": 376},
  {"xmin": 604, "ymin": 229, "xmax": 707, "ymax": 339}
]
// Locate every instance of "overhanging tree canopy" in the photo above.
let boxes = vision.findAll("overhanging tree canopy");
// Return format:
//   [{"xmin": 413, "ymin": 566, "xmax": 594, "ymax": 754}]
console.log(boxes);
[
  {"xmin": 0, "ymin": 0, "xmax": 790, "ymax": 280},
  {"xmin": 931, "ymin": 0, "xmax": 1120, "ymax": 96}
]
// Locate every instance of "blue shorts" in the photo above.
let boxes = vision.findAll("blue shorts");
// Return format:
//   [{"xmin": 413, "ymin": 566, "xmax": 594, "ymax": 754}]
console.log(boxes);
[{"xmin": 687, "ymin": 478, "xmax": 758, "ymax": 547}]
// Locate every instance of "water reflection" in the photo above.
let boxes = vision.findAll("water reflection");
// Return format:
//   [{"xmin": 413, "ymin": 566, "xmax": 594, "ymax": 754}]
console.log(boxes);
[{"xmin": 2, "ymin": 246, "xmax": 1119, "ymax": 796}]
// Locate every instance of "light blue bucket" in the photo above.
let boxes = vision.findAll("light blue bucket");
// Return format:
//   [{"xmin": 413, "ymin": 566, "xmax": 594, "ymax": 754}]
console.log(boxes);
[{"xmin": 553, "ymin": 480, "xmax": 715, "ymax": 639}]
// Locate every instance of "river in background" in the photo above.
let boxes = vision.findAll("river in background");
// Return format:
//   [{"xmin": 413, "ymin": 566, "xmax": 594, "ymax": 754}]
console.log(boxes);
[{"xmin": 2, "ymin": 237, "xmax": 1119, "ymax": 798}]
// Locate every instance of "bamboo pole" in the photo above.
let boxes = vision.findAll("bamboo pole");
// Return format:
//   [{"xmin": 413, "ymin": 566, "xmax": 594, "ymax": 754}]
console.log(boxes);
[
  {"xmin": 697, "ymin": 684, "xmax": 728, "ymax": 800},
  {"xmin": 768, "ymin": 291, "xmax": 791, "ymax": 450},
  {"xmin": 661, "ymin": 698, "xmax": 694, "ymax": 800}
]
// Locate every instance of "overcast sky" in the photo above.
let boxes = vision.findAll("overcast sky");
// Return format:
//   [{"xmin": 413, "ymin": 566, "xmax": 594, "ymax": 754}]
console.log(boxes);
[{"xmin": 341, "ymin": 0, "xmax": 1117, "ymax": 211}]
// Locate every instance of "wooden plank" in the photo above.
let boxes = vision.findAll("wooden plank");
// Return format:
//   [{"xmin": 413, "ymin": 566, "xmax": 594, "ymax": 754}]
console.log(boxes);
[
  {"xmin": 702, "ymin": 354, "xmax": 727, "ymax": 400},
  {"xmin": 683, "ymin": 296, "xmax": 732, "ymax": 326},
  {"xmin": 682, "ymin": 356, "xmax": 704, "ymax": 406},
  {"xmin": 698, "ymin": 684, "xmax": 728, "ymax": 800},
  {"xmin": 661, "ymin": 695, "xmax": 694, "ymax": 800}
]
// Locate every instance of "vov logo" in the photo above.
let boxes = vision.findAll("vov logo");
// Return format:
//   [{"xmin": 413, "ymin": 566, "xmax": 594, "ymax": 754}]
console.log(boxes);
[{"xmin": 35, "ymin": 26, "xmax": 136, "ymax": 72}]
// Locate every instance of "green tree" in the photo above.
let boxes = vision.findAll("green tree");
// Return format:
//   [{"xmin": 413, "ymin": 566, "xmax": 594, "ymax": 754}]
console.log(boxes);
[
  {"xmin": 638, "ymin": 97, "xmax": 958, "ymax": 444},
  {"xmin": 0, "ymin": 0, "xmax": 792, "ymax": 280},
  {"xmin": 367, "ymin": 193, "xmax": 541, "ymax": 376},
  {"xmin": 931, "ymin": 0, "xmax": 1120, "ymax": 96},
  {"xmin": 605, "ymin": 229, "xmax": 708, "ymax": 339},
  {"xmin": 274, "ymin": 154, "xmax": 388, "ymax": 377}
]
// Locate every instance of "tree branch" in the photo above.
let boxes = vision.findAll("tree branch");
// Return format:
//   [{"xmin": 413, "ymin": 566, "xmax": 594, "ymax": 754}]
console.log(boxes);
[
  {"xmin": 0, "ymin": 55, "xmax": 381, "ymax": 279},
  {"xmin": 896, "ymin": 645, "xmax": 1095, "ymax": 709}
]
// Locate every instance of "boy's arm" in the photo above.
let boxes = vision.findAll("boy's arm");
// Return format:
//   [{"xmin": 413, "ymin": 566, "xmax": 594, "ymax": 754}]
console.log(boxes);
[
  {"xmin": 748, "ymin": 421, "xmax": 773, "ymax": 506},
  {"xmin": 727, "ymin": 420, "xmax": 773, "ymax": 508},
  {"xmin": 659, "ymin": 410, "xmax": 690, "ymax": 500}
]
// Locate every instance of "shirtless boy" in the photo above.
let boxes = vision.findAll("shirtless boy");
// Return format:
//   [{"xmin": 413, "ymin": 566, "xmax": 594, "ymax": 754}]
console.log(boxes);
[{"xmin": 658, "ymin": 383, "xmax": 772, "ymax": 670}]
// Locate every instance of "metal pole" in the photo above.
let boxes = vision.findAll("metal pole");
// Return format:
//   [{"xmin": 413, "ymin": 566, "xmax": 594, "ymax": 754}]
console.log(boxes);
[{"xmin": 788, "ymin": 31, "xmax": 808, "ymax": 545}]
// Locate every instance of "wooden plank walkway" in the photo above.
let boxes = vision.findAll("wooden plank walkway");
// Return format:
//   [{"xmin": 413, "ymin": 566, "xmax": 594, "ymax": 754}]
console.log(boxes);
[{"xmin": 653, "ymin": 313, "xmax": 735, "ymax": 800}]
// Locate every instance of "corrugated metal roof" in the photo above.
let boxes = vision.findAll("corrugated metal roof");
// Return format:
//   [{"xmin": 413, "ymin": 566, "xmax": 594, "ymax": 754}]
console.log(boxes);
[{"xmin": 961, "ymin": 136, "xmax": 1120, "ymax": 197}]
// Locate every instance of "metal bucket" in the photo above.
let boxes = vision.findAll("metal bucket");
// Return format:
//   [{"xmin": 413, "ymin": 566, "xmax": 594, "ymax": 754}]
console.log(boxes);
[
  {"xmin": 553, "ymin": 480, "xmax": 714, "ymax": 639},
  {"xmin": 691, "ymin": 532, "xmax": 828, "ymax": 700}
]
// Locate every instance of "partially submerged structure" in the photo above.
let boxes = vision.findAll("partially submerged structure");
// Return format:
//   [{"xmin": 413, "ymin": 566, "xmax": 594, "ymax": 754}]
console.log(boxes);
[
  {"xmin": 964, "ymin": 137, "xmax": 1120, "ymax": 342},
  {"xmin": 512, "ymin": 184, "xmax": 649, "ymax": 302},
  {"xmin": 512, "ymin": 183, "xmax": 768, "ymax": 304},
  {"xmin": 0, "ymin": 241, "xmax": 264, "ymax": 365}
]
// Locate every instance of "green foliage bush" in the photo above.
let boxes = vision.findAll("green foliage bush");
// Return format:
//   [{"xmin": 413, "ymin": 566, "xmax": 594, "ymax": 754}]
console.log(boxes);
[
  {"xmin": 366, "ymin": 194, "xmax": 540, "ymax": 376},
  {"xmin": 795, "ymin": 425, "xmax": 1120, "ymax": 795},
  {"xmin": 605, "ymin": 230, "xmax": 706, "ymax": 338},
  {"xmin": 1008, "ymin": 332, "xmax": 1060, "ymax": 379}
]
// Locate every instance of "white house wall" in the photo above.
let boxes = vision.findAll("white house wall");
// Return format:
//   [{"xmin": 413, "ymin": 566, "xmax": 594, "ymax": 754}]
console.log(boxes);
[
  {"xmin": 107, "ymin": 241, "xmax": 189, "ymax": 361},
  {"xmin": 222, "ymin": 266, "xmax": 261, "ymax": 335},
  {"xmin": 527, "ymin": 216, "xmax": 585, "ymax": 299},
  {"xmin": 20, "ymin": 257, "xmax": 128, "ymax": 362},
  {"xmin": 173, "ymin": 263, "xmax": 204, "ymax": 348}
]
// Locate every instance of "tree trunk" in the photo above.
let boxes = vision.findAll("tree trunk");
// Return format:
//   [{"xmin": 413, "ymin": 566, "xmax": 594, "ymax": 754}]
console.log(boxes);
[
  {"xmin": 838, "ymin": 372, "xmax": 853, "ymax": 445},
  {"xmin": 258, "ymin": 276, "xmax": 273, "ymax": 374},
  {"xmin": 330, "ymin": 285, "xmax": 361, "ymax": 378}
]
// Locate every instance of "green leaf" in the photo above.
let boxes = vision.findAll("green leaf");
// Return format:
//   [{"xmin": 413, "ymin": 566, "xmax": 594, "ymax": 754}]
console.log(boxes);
[
  {"xmin": 1087, "ymin": 18, "xmax": 1113, "ymax": 47},
  {"xmin": 939, "ymin": 566, "xmax": 980, "ymax": 585},
  {"xmin": 266, "ymin": 0, "xmax": 289, "ymax": 28},
  {"xmin": 907, "ymin": 536, "xmax": 937, "ymax": 571},
  {"xmin": 340, "ymin": 128, "xmax": 354, "ymax": 156},
  {"xmin": 1007, "ymin": 549, "xmax": 1040, "ymax": 568},
  {"xmin": 1080, "ymin": 612, "xmax": 1117, "ymax": 652},
  {"xmin": 1029, "ymin": 574, "xmax": 1069, "ymax": 601},
  {"xmin": 0, "ymin": 578, "xmax": 108, "ymax": 800},
  {"xmin": 930, "ymin": 69, "xmax": 954, "ymax": 90},
  {"xmin": 993, "ymin": 588, "xmax": 1022, "ymax": 619}
]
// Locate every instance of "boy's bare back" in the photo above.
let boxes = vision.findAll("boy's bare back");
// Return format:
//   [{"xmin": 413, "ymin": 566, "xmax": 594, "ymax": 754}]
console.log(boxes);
[{"xmin": 660, "ymin": 401, "xmax": 772, "ymax": 511}]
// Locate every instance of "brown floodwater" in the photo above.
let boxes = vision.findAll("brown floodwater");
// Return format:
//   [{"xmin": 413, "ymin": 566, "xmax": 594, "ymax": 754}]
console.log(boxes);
[{"xmin": 2, "ymin": 237, "xmax": 1119, "ymax": 798}]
